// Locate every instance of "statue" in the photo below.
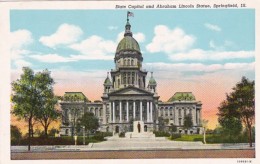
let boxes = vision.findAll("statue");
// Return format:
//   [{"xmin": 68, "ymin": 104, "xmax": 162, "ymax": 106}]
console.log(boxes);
[{"xmin": 137, "ymin": 122, "xmax": 141, "ymax": 133}]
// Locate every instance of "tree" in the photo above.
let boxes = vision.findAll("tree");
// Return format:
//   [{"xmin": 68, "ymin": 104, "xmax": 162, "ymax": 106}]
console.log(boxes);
[
  {"xmin": 218, "ymin": 76, "xmax": 255, "ymax": 147},
  {"xmin": 11, "ymin": 67, "xmax": 39, "ymax": 151},
  {"xmin": 11, "ymin": 125, "xmax": 22, "ymax": 145},
  {"xmin": 158, "ymin": 117, "xmax": 165, "ymax": 131},
  {"xmin": 11, "ymin": 67, "xmax": 58, "ymax": 150},
  {"xmin": 183, "ymin": 113, "xmax": 193, "ymax": 130},
  {"xmin": 78, "ymin": 112, "xmax": 99, "ymax": 138},
  {"xmin": 33, "ymin": 70, "xmax": 59, "ymax": 137},
  {"xmin": 218, "ymin": 113, "xmax": 242, "ymax": 141}
]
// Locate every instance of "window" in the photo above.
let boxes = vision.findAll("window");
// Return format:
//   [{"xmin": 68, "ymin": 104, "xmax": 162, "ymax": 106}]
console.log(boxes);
[
  {"xmin": 127, "ymin": 59, "xmax": 130, "ymax": 65},
  {"xmin": 131, "ymin": 59, "xmax": 134, "ymax": 66},
  {"xmin": 179, "ymin": 118, "xmax": 182, "ymax": 125}
]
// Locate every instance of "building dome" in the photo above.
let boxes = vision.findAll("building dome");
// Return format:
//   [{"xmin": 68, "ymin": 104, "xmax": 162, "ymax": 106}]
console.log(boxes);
[{"xmin": 116, "ymin": 36, "xmax": 140, "ymax": 53}]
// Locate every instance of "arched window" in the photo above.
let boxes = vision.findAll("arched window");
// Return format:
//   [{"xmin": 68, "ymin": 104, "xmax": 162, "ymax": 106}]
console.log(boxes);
[
  {"xmin": 127, "ymin": 59, "xmax": 130, "ymax": 66},
  {"xmin": 131, "ymin": 59, "xmax": 134, "ymax": 66},
  {"xmin": 124, "ymin": 59, "xmax": 126, "ymax": 65}
]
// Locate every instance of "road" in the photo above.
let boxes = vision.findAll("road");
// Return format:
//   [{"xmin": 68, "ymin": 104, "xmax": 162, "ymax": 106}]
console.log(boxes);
[{"xmin": 11, "ymin": 149, "xmax": 255, "ymax": 159}]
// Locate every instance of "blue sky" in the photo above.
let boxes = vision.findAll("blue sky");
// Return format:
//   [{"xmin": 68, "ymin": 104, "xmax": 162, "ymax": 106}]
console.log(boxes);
[
  {"xmin": 10, "ymin": 9, "xmax": 255, "ymax": 128},
  {"xmin": 10, "ymin": 9, "xmax": 255, "ymax": 72}
]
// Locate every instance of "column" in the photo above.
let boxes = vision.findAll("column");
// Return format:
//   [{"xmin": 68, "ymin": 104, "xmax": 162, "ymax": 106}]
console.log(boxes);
[
  {"xmin": 150, "ymin": 101, "xmax": 153, "ymax": 122},
  {"xmin": 168, "ymin": 108, "xmax": 170, "ymax": 118},
  {"xmin": 158, "ymin": 108, "xmax": 161, "ymax": 117},
  {"xmin": 119, "ymin": 101, "xmax": 122, "ymax": 122},
  {"xmin": 133, "ymin": 101, "xmax": 136, "ymax": 120},
  {"xmin": 192, "ymin": 107, "xmax": 196, "ymax": 126},
  {"xmin": 97, "ymin": 108, "xmax": 100, "ymax": 117},
  {"xmin": 140, "ymin": 101, "xmax": 143, "ymax": 121},
  {"xmin": 102, "ymin": 103, "xmax": 106, "ymax": 124},
  {"xmin": 182, "ymin": 108, "xmax": 184, "ymax": 125},
  {"xmin": 113, "ymin": 101, "xmax": 115, "ymax": 123},
  {"xmin": 126, "ymin": 100, "xmax": 129, "ymax": 122},
  {"xmin": 146, "ymin": 101, "xmax": 150, "ymax": 122},
  {"xmin": 109, "ymin": 102, "xmax": 112, "ymax": 122}
]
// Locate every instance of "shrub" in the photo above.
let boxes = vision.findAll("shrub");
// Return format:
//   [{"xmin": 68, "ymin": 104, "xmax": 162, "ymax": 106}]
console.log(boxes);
[
  {"xmin": 11, "ymin": 125, "xmax": 22, "ymax": 145},
  {"xmin": 170, "ymin": 133, "xmax": 182, "ymax": 140},
  {"xmin": 153, "ymin": 131, "xmax": 170, "ymax": 137},
  {"xmin": 119, "ymin": 132, "xmax": 125, "ymax": 138}
]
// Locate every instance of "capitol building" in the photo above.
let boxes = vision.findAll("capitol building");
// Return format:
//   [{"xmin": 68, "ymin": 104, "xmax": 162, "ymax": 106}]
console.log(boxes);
[{"xmin": 60, "ymin": 17, "xmax": 203, "ymax": 136}]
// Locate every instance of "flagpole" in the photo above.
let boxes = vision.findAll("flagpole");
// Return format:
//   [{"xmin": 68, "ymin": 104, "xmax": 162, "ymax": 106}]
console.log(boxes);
[{"xmin": 127, "ymin": 11, "xmax": 129, "ymax": 22}]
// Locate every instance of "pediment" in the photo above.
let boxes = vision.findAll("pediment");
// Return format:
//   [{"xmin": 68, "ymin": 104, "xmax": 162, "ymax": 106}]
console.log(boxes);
[{"xmin": 109, "ymin": 86, "xmax": 152, "ymax": 96}]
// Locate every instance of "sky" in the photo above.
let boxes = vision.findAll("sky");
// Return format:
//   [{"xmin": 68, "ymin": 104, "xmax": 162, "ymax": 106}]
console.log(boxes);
[{"xmin": 10, "ymin": 9, "xmax": 255, "ymax": 129}]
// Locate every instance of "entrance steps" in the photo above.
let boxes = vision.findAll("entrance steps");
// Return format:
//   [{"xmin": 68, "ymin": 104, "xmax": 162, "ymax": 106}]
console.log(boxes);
[{"xmin": 125, "ymin": 132, "xmax": 156, "ymax": 139}]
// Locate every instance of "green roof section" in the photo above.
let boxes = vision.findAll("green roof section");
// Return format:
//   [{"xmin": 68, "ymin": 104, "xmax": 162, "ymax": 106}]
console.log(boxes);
[
  {"xmin": 63, "ymin": 92, "xmax": 89, "ymax": 102},
  {"xmin": 104, "ymin": 76, "xmax": 112, "ymax": 85},
  {"xmin": 148, "ymin": 72, "xmax": 157, "ymax": 85},
  {"xmin": 168, "ymin": 92, "xmax": 196, "ymax": 102},
  {"xmin": 116, "ymin": 36, "xmax": 140, "ymax": 53}
]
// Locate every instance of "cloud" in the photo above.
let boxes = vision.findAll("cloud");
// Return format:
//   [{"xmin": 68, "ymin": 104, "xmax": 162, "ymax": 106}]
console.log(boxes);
[
  {"xmin": 39, "ymin": 23, "xmax": 83, "ymax": 48},
  {"xmin": 204, "ymin": 23, "xmax": 221, "ymax": 32},
  {"xmin": 69, "ymin": 35, "xmax": 116, "ymax": 60},
  {"xmin": 209, "ymin": 40, "xmax": 235, "ymax": 50},
  {"xmin": 30, "ymin": 54, "xmax": 76, "ymax": 63},
  {"xmin": 169, "ymin": 49, "xmax": 254, "ymax": 61},
  {"xmin": 117, "ymin": 31, "xmax": 145, "ymax": 43},
  {"xmin": 146, "ymin": 25, "xmax": 195, "ymax": 54},
  {"xmin": 108, "ymin": 26, "xmax": 118, "ymax": 30},
  {"xmin": 145, "ymin": 62, "xmax": 254, "ymax": 73},
  {"xmin": 13, "ymin": 59, "xmax": 32, "ymax": 69},
  {"xmin": 10, "ymin": 29, "xmax": 33, "ymax": 60},
  {"xmin": 133, "ymin": 32, "xmax": 145, "ymax": 43},
  {"xmin": 10, "ymin": 29, "xmax": 33, "ymax": 50}
]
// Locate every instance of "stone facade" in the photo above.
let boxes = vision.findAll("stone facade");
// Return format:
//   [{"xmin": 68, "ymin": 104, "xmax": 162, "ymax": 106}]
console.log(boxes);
[{"xmin": 60, "ymin": 18, "xmax": 203, "ymax": 136}]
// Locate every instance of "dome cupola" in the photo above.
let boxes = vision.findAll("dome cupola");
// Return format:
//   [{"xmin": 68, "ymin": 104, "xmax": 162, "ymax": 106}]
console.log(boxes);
[{"xmin": 115, "ymin": 13, "xmax": 142, "ymax": 61}]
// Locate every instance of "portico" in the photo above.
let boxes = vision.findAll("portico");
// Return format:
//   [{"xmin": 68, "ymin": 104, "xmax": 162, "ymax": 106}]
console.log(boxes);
[{"xmin": 109, "ymin": 99, "xmax": 155, "ymax": 123}]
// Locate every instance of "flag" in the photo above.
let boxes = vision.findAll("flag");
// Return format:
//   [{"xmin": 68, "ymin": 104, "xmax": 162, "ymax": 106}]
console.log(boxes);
[{"xmin": 127, "ymin": 11, "xmax": 134, "ymax": 17}]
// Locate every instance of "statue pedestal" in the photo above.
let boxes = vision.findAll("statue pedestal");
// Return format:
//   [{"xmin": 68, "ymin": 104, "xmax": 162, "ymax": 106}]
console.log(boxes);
[{"xmin": 133, "ymin": 121, "xmax": 144, "ymax": 133}]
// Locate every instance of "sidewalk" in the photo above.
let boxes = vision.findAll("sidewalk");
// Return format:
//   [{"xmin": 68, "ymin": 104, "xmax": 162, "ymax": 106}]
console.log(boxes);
[{"xmin": 11, "ymin": 136, "xmax": 255, "ymax": 152}]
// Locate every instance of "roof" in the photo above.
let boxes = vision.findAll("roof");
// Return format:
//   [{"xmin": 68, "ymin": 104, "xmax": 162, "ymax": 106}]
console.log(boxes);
[
  {"xmin": 104, "ymin": 76, "xmax": 112, "ymax": 85},
  {"xmin": 63, "ymin": 92, "xmax": 89, "ymax": 102},
  {"xmin": 148, "ymin": 77, "xmax": 157, "ymax": 85},
  {"xmin": 116, "ymin": 36, "xmax": 141, "ymax": 53},
  {"xmin": 168, "ymin": 92, "xmax": 196, "ymax": 102}
]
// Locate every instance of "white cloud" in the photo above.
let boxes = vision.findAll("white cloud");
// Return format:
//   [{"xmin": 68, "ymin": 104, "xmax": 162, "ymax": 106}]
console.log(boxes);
[
  {"xmin": 13, "ymin": 59, "xmax": 32, "ymax": 69},
  {"xmin": 117, "ymin": 31, "xmax": 145, "ymax": 43},
  {"xmin": 108, "ymin": 26, "xmax": 118, "ymax": 30},
  {"xmin": 144, "ymin": 62, "xmax": 255, "ymax": 73},
  {"xmin": 39, "ymin": 23, "xmax": 83, "ymax": 48},
  {"xmin": 133, "ymin": 32, "xmax": 145, "ymax": 43},
  {"xmin": 204, "ymin": 23, "xmax": 221, "ymax": 32},
  {"xmin": 10, "ymin": 29, "xmax": 33, "ymax": 60},
  {"xmin": 209, "ymin": 40, "xmax": 235, "ymax": 50},
  {"xmin": 116, "ymin": 32, "xmax": 124, "ymax": 43},
  {"xmin": 169, "ymin": 49, "xmax": 254, "ymax": 61},
  {"xmin": 10, "ymin": 29, "xmax": 33, "ymax": 50},
  {"xmin": 146, "ymin": 25, "xmax": 195, "ymax": 54},
  {"xmin": 30, "ymin": 54, "xmax": 76, "ymax": 63},
  {"xmin": 69, "ymin": 35, "xmax": 116, "ymax": 60}
]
